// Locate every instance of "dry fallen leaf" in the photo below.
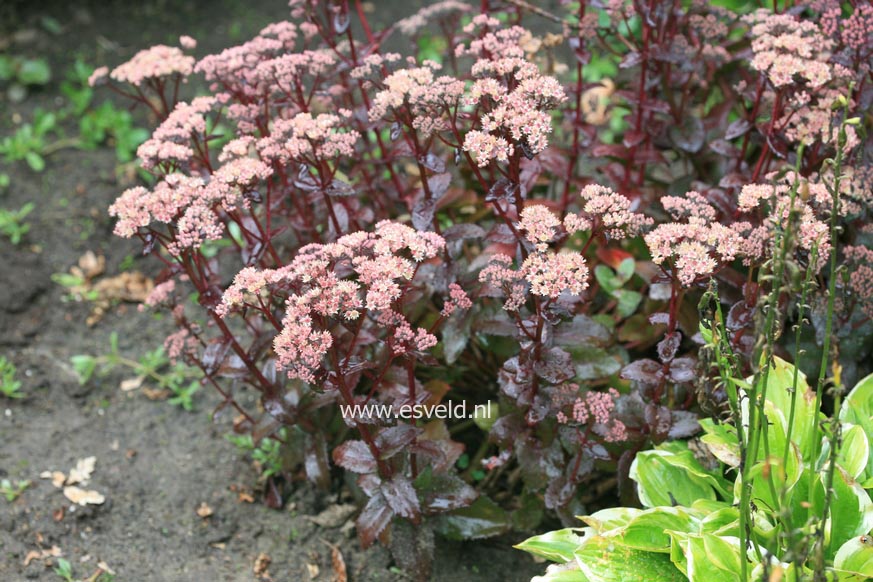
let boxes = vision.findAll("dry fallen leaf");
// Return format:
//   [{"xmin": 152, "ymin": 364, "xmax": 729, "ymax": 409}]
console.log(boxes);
[
  {"xmin": 76, "ymin": 251, "xmax": 106, "ymax": 280},
  {"xmin": 120, "ymin": 376, "xmax": 145, "ymax": 392},
  {"xmin": 306, "ymin": 563, "xmax": 320, "ymax": 580},
  {"xmin": 238, "ymin": 491, "xmax": 255, "ymax": 504},
  {"xmin": 40, "ymin": 470, "xmax": 66, "ymax": 488},
  {"xmin": 63, "ymin": 486, "xmax": 105, "ymax": 506},
  {"xmin": 53, "ymin": 508, "xmax": 65, "ymax": 522},
  {"xmin": 196, "ymin": 502, "xmax": 214, "ymax": 518},
  {"xmin": 67, "ymin": 456, "xmax": 96, "ymax": 485},
  {"xmin": 322, "ymin": 540, "xmax": 347, "ymax": 582},
  {"xmin": 97, "ymin": 561, "xmax": 115, "ymax": 575},
  {"xmin": 23, "ymin": 546, "xmax": 62, "ymax": 566},
  {"xmin": 253, "ymin": 552, "xmax": 271, "ymax": 578},
  {"xmin": 142, "ymin": 387, "xmax": 170, "ymax": 401}
]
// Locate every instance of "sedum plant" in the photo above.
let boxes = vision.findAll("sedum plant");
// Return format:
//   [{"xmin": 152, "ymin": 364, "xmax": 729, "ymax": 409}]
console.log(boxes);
[{"xmin": 87, "ymin": 0, "xmax": 873, "ymax": 576}]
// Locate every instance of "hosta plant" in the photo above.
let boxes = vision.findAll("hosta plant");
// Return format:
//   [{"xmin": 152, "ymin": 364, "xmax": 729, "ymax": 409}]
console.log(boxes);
[{"xmin": 517, "ymin": 361, "xmax": 873, "ymax": 581}]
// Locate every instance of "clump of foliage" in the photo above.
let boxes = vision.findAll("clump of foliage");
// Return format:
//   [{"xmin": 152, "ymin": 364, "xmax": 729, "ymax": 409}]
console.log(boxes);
[
  {"xmin": 0, "ymin": 202, "xmax": 33, "ymax": 245},
  {"xmin": 90, "ymin": 0, "xmax": 873, "ymax": 577},
  {"xmin": 72, "ymin": 332, "xmax": 201, "ymax": 412},
  {"xmin": 0, "ymin": 355, "xmax": 24, "ymax": 398}
]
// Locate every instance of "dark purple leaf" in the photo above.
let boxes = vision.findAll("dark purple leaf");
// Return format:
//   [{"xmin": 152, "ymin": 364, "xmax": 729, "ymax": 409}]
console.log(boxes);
[
  {"xmin": 544, "ymin": 474, "xmax": 575, "ymax": 509},
  {"xmin": 375, "ymin": 425, "xmax": 422, "ymax": 460},
  {"xmin": 201, "ymin": 341, "xmax": 231, "ymax": 375},
  {"xmin": 484, "ymin": 223, "xmax": 517, "ymax": 244},
  {"xmin": 726, "ymin": 300, "xmax": 754, "ymax": 331},
  {"xmin": 262, "ymin": 391, "xmax": 299, "ymax": 425},
  {"xmin": 535, "ymin": 347, "xmax": 574, "ymax": 384},
  {"xmin": 668, "ymin": 357, "xmax": 697, "ymax": 384},
  {"xmin": 420, "ymin": 473, "xmax": 477, "ymax": 513},
  {"xmin": 304, "ymin": 433, "xmax": 330, "ymax": 488},
  {"xmin": 725, "ymin": 118, "xmax": 752, "ymax": 140},
  {"xmin": 435, "ymin": 496, "xmax": 510, "ymax": 540},
  {"xmin": 412, "ymin": 198, "xmax": 436, "ymax": 231},
  {"xmin": 485, "ymin": 178, "xmax": 519, "ymax": 204},
  {"xmin": 623, "ymin": 130, "xmax": 646, "ymax": 148},
  {"xmin": 668, "ymin": 410, "xmax": 701, "ymax": 439},
  {"xmin": 621, "ymin": 359, "xmax": 664, "ymax": 384},
  {"xmin": 381, "ymin": 475, "xmax": 421, "ymax": 522},
  {"xmin": 325, "ymin": 179, "xmax": 356, "ymax": 197},
  {"xmin": 264, "ymin": 477, "xmax": 283, "ymax": 509},
  {"xmin": 333, "ymin": 440, "xmax": 378, "ymax": 474},
  {"xmin": 333, "ymin": 9, "xmax": 350, "ymax": 34},
  {"xmin": 645, "ymin": 404, "xmax": 672, "ymax": 442},
  {"xmin": 709, "ymin": 139, "xmax": 740, "ymax": 157},
  {"xmin": 294, "ymin": 165, "xmax": 319, "ymax": 191},
  {"xmin": 657, "ymin": 332, "xmax": 681, "ymax": 363},
  {"xmin": 620, "ymin": 51, "xmax": 642, "ymax": 69},
  {"xmin": 719, "ymin": 172, "xmax": 747, "ymax": 189},
  {"xmin": 357, "ymin": 492, "xmax": 393, "ymax": 548},
  {"xmin": 419, "ymin": 153, "xmax": 446, "ymax": 174},
  {"xmin": 390, "ymin": 122, "xmax": 402, "ymax": 141},
  {"xmin": 649, "ymin": 312, "xmax": 670, "ymax": 325},
  {"xmin": 427, "ymin": 173, "xmax": 451, "ymax": 199},
  {"xmin": 669, "ymin": 116, "xmax": 705, "ymax": 153},
  {"xmin": 553, "ymin": 315, "xmax": 611, "ymax": 345},
  {"xmin": 443, "ymin": 223, "xmax": 485, "ymax": 242}
]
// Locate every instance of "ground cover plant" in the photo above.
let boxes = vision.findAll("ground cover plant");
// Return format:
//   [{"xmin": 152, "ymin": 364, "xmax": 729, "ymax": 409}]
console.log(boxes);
[{"xmin": 78, "ymin": 0, "xmax": 873, "ymax": 578}]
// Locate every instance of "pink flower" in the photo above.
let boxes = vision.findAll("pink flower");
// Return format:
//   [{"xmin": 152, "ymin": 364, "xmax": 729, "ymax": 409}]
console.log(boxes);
[
  {"xmin": 111, "ymin": 45, "xmax": 195, "ymax": 86},
  {"xmin": 578, "ymin": 185, "xmax": 653, "ymax": 238},
  {"xmin": 518, "ymin": 205, "xmax": 561, "ymax": 250},
  {"xmin": 521, "ymin": 252, "xmax": 589, "ymax": 299},
  {"xmin": 179, "ymin": 35, "xmax": 197, "ymax": 50},
  {"xmin": 441, "ymin": 283, "xmax": 473, "ymax": 317}
]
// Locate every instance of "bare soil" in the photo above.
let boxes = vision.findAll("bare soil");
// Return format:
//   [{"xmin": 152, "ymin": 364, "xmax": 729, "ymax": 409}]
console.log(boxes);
[{"xmin": 0, "ymin": 2, "xmax": 543, "ymax": 580}]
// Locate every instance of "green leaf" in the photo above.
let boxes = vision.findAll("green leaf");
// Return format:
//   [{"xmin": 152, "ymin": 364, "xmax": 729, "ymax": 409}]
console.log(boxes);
[
  {"xmin": 825, "ymin": 466, "xmax": 873, "ymax": 558},
  {"xmin": 18, "ymin": 58, "xmax": 51, "ymax": 85},
  {"xmin": 595, "ymin": 265, "xmax": 620, "ymax": 293},
  {"xmin": 838, "ymin": 424, "xmax": 869, "ymax": 480},
  {"xmin": 25, "ymin": 151, "xmax": 45, "ymax": 172},
  {"xmin": 841, "ymin": 373, "xmax": 873, "ymax": 482},
  {"xmin": 71, "ymin": 355, "xmax": 97, "ymax": 384},
  {"xmin": 614, "ymin": 289, "xmax": 642, "ymax": 319},
  {"xmin": 667, "ymin": 532, "xmax": 743, "ymax": 582},
  {"xmin": 529, "ymin": 564, "xmax": 591, "ymax": 582},
  {"xmin": 620, "ymin": 507, "xmax": 698, "ymax": 553},
  {"xmin": 0, "ymin": 55, "xmax": 14, "ymax": 81},
  {"xmin": 516, "ymin": 528, "xmax": 589, "ymax": 563},
  {"xmin": 616, "ymin": 258, "xmax": 635, "ymax": 283},
  {"xmin": 834, "ymin": 536, "xmax": 873, "ymax": 582},
  {"xmin": 573, "ymin": 536, "xmax": 685, "ymax": 581},
  {"xmin": 699, "ymin": 419, "xmax": 740, "ymax": 468},
  {"xmin": 630, "ymin": 444, "xmax": 727, "ymax": 508},
  {"xmin": 760, "ymin": 356, "xmax": 819, "ymax": 462}
]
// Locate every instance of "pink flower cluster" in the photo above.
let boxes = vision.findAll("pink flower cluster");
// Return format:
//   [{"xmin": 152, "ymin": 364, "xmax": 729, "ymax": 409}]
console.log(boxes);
[
  {"xmin": 481, "ymin": 207, "xmax": 590, "ymax": 309},
  {"xmin": 738, "ymin": 180, "xmax": 832, "ymax": 268},
  {"xmin": 568, "ymin": 185, "xmax": 652, "ymax": 239},
  {"xmin": 218, "ymin": 222, "xmax": 445, "ymax": 383},
  {"xmin": 441, "ymin": 283, "xmax": 472, "ymax": 317},
  {"xmin": 645, "ymin": 192, "xmax": 748, "ymax": 286},
  {"xmin": 369, "ymin": 62, "xmax": 465, "ymax": 138},
  {"xmin": 395, "ymin": 1, "xmax": 471, "ymax": 36},
  {"xmin": 556, "ymin": 387, "xmax": 627, "ymax": 443},
  {"xmin": 108, "ymin": 44, "xmax": 195, "ymax": 86},
  {"xmin": 137, "ymin": 97, "xmax": 215, "ymax": 169},
  {"xmin": 745, "ymin": 10, "xmax": 834, "ymax": 88},
  {"xmin": 258, "ymin": 112, "xmax": 359, "ymax": 163},
  {"xmin": 844, "ymin": 245, "xmax": 873, "ymax": 319},
  {"xmin": 460, "ymin": 24, "xmax": 566, "ymax": 167}
]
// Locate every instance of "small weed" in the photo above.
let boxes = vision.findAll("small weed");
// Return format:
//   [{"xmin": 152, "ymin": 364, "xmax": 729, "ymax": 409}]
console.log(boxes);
[
  {"xmin": 0, "ymin": 478, "xmax": 30, "ymax": 502},
  {"xmin": 53, "ymin": 558, "xmax": 74, "ymax": 582},
  {"xmin": 72, "ymin": 333, "xmax": 202, "ymax": 412},
  {"xmin": 0, "ymin": 203, "xmax": 33, "ymax": 245},
  {"xmin": 227, "ymin": 428, "xmax": 287, "ymax": 479},
  {"xmin": 0, "ymin": 356, "xmax": 24, "ymax": 399}
]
